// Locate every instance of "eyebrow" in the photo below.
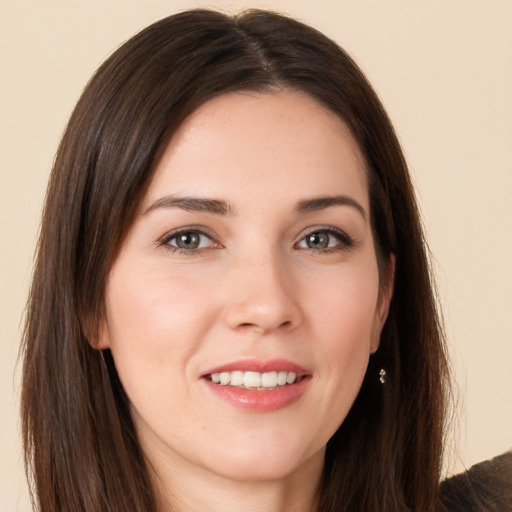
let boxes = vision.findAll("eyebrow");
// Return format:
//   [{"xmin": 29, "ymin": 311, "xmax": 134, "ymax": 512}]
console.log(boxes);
[
  {"xmin": 143, "ymin": 195, "xmax": 234, "ymax": 216},
  {"xmin": 296, "ymin": 195, "xmax": 367, "ymax": 219},
  {"xmin": 143, "ymin": 194, "xmax": 367, "ymax": 219}
]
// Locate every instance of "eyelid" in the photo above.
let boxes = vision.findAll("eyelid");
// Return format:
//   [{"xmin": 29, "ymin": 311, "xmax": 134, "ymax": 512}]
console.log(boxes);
[
  {"xmin": 295, "ymin": 226, "xmax": 355, "ymax": 250},
  {"xmin": 158, "ymin": 225, "xmax": 221, "ymax": 251},
  {"xmin": 157, "ymin": 224, "xmax": 354, "ymax": 254}
]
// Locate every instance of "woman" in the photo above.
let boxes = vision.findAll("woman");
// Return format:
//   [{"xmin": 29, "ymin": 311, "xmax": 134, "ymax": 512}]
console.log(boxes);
[{"xmin": 21, "ymin": 9, "xmax": 450, "ymax": 511}]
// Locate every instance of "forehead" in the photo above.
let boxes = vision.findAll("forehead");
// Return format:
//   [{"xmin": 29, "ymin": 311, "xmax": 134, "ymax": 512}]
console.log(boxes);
[{"xmin": 144, "ymin": 91, "xmax": 369, "ymax": 209}]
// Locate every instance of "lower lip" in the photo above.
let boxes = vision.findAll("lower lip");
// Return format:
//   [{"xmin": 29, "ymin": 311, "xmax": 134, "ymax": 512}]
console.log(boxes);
[{"xmin": 203, "ymin": 377, "xmax": 310, "ymax": 412}]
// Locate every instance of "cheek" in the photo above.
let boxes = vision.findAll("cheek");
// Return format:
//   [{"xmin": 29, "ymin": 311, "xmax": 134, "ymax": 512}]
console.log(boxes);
[
  {"xmin": 307, "ymin": 260, "xmax": 381, "ymax": 347},
  {"xmin": 107, "ymin": 260, "xmax": 215, "ymax": 342},
  {"xmin": 103, "ymin": 262, "xmax": 219, "ymax": 395},
  {"xmin": 304, "ymin": 263, "xmax": 380, "ymax": 418},
  {"xmin": 314, "ymin": 290, "xmax": 376, "ymax": 387}
]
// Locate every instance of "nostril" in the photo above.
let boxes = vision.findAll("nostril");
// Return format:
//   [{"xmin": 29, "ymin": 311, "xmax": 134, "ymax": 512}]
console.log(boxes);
[
  {"xmin": 225, "ymin": 297, "xmax": 302, "ymax": 333},
  {"xmin": 235, "ymin": 320, "xmax": 291, "ymax": 332}
]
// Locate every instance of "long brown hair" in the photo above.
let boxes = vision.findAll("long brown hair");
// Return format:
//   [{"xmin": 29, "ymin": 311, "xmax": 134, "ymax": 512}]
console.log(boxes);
[{"xmin": 21, "ymin": 9, "xmax": 449, "ymax": 511}]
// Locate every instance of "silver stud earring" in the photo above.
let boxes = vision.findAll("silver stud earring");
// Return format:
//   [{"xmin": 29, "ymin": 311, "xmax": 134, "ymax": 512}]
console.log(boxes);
[{"xmin": 379, "ymin": 368, "xmax": 386, "ymax": 384}]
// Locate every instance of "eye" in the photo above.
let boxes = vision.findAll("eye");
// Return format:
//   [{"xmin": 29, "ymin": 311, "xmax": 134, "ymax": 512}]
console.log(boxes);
[
  {"xmin": 296, "ymin": 228, "xmax": 353, "ymax": 251},
  {"xmin": 161, "ymin": 229, "xmax": 216, "ymax": 251}
]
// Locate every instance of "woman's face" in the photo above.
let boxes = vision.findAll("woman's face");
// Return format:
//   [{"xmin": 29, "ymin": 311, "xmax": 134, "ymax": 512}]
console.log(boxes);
[{"xmin": 100, "ymin": 91, "xmax": 392, "ymax": 485}]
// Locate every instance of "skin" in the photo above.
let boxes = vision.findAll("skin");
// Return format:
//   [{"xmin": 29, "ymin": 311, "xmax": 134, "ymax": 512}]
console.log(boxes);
[{"xmin": 98, "ymin": 91, "xmax": 393, "ymax": 512}]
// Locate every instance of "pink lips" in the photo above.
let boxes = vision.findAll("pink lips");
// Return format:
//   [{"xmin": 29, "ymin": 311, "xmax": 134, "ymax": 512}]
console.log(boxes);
[
  {"xmin": 201, "ymin": 359, "xmax": 311, "ymax": 412},
  {"xmin": 202, "ymin": 358, "xmax": 308, "ymax": 376}
]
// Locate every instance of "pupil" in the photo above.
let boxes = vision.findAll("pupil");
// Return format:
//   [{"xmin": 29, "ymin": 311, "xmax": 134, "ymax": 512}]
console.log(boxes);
[
  {"xmin": 177, "ymin": 232, "xmax": 199, "ymax": 249},
  {"xmin": 308, "ymin": 232, "xmax": 328, "ymax": 249}
]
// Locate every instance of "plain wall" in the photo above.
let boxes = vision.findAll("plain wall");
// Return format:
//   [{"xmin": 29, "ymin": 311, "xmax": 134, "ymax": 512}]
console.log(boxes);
[{"xmin": 1, "ymin": 1, "xmax": 511, "ymax": 510}]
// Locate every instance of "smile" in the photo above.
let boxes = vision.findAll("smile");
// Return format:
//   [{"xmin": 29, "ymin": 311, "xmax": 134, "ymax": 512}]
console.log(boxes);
[
  {"xmin": 202, "ymin": 360, "xmax": 311, "ymax": 412},
  {"xmin": 209, "ymin": 370, "xmax": 301, "ymax": 389}
]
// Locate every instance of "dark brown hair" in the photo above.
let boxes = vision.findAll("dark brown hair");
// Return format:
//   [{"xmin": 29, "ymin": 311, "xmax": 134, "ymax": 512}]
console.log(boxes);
[{"xmin": 21, "ymin": 9, "xmax": 449, "ymax": 511}]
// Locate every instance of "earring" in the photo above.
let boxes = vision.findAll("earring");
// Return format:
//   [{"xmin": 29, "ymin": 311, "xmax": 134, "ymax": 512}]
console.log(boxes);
[{"xmin": 379, "ymin": 368, "xmax": 386, "ymax": 384}]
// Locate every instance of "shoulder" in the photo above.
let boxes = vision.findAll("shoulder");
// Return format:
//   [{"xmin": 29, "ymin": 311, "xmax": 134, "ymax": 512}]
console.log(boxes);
[{"xmin": 439, "ymin": 450, "xmax": 512, "ymax": 511}]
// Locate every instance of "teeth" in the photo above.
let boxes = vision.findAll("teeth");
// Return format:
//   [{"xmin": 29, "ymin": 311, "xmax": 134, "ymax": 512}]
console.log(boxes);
[
  {"xmin": 230, "ymin": 371, "xmax": 244, "ymax": 386},
  {"xmin": 261, "ymin": 371, "xmax": 277, "ymax": 387},
  {"xmin": 243, "ymin": 371, "xmax": 261, "ymax": 388},
  {"xmin": 286, "ymin": 372, "xmax": 296, "ymax": 384},
  {"xmin": 277, "ymin": 371, "xmax": 288, "ymax": 385},
  {"xmin": 209, "ymin": 370, "xmax": 299, "ymax": 389}
]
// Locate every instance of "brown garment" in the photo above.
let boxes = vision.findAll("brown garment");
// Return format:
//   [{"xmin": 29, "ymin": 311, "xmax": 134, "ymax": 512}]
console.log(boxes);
[{"xmin": 439, "ymin": 451, "xmax": 512, "ymax": 511}]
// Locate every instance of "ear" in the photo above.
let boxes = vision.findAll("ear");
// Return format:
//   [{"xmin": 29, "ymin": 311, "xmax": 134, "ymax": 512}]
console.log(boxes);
[
  {"xmin": 370, "ymin": 254, "xmax": 395, "ymax": 354},
  {"xmin": 82, "ymin": 312, "xmax": 111, "ymax": 351},
  {"xmin": 92, "ymin": 320, "xmax": 111, "ymax": 350}
]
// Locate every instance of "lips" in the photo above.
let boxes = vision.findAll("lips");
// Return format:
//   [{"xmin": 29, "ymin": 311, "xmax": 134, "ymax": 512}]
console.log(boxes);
[{"xmin": 201, "ymin": 359, "xmax": 311, "ymax": 412}]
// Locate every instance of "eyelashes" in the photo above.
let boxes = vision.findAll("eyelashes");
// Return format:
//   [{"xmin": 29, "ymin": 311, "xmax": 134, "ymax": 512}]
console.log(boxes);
[
  {"xmin": 159, "ymin": 226, "xmax": 355, "ymax": 255},
  {"xmin": 295, "ymin": 227, "xmax": 354, "ymax": 253},
  {"xmin": 159, "ymin": 227, "xmax": 219, "ymax": 253}
]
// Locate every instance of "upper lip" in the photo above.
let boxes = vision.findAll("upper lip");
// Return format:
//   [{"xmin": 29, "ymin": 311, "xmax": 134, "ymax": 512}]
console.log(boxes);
[{"xmin": 201, "ymin": 359, "xmax": 309, "ymax": 377}]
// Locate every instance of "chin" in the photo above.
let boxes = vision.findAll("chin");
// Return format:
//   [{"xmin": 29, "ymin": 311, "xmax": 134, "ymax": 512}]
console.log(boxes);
[{"xmin": 200, "ymin": 439, "xmax": 325, "ymax": 483}]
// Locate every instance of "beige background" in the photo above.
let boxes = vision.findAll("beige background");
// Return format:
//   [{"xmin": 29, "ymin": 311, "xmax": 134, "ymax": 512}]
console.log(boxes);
[{"xmin": 1, "ymin": 0, "xmax": 511, "ymax": 509}]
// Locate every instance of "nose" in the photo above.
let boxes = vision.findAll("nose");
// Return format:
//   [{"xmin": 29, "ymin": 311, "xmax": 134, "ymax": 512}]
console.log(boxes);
[{"xmin": 223, "ymin": 250, "xmax": 303, "ymax": 334}]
